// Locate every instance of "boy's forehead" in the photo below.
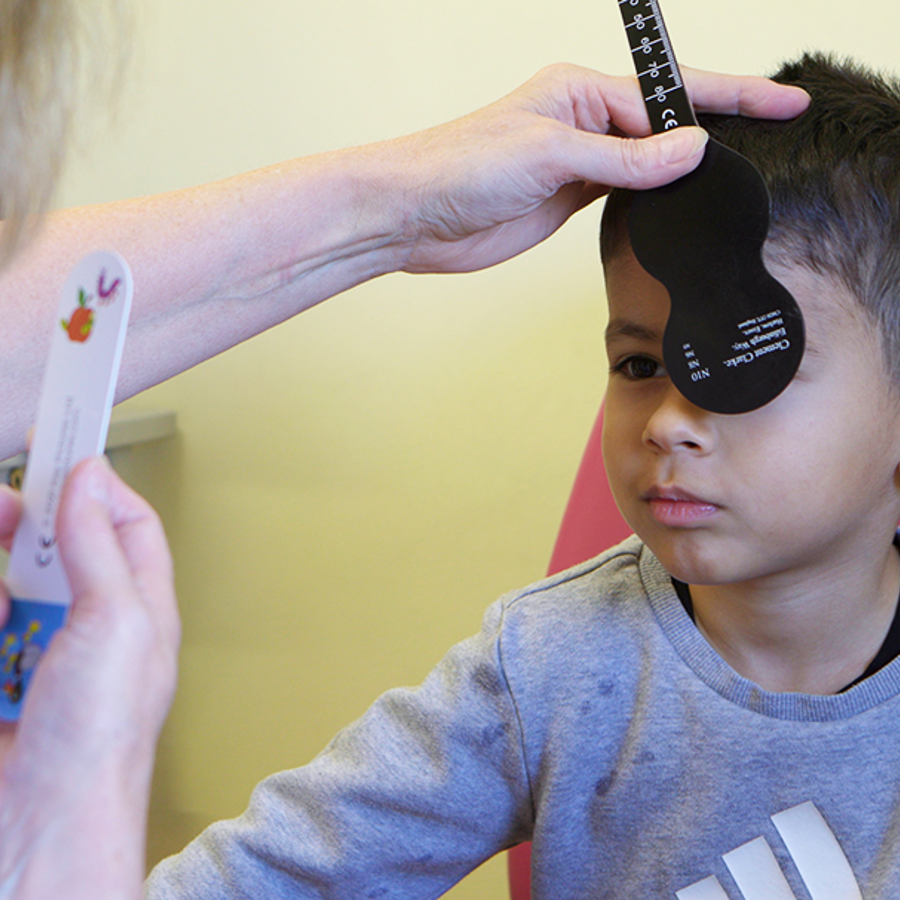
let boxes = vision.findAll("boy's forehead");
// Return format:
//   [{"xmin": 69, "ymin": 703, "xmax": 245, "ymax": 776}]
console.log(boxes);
[
  {"xmin": 604, "ymin": 244, "xmax": 870, "ymax": 353},
  {"xmin": 764, "ymin": 257, "xmax": 874, "ymax": 350},
  {"xmin": 603, "ymin": 247, "xmax": 670, "ymax": 341}
]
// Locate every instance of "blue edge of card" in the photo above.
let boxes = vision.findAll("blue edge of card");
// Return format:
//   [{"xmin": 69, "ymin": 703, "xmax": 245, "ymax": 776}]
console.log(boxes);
[{"xmin": 0, "ymin": 598, "xmax": 68, "ymax": 721}]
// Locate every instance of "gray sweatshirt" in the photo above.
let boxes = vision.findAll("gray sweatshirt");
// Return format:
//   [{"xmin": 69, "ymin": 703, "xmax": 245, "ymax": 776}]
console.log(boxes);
[{"xmin": 147, "ymin": 536, "xmax": 900, "ymax": 899}]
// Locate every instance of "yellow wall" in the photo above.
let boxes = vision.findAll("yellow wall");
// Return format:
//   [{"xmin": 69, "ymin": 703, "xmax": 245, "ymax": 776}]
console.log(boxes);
[{"xmin": 54, "ymin": 0, "xmax": 900, "ymax": 895}]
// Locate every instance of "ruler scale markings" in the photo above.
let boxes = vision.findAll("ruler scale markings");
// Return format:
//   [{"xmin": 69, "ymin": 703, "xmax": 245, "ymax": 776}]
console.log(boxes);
[
  {"xmin": 638, "ymin": 63, "xmax": 672, "ymax": 79},
  {"xmin": 635, "ymin": 42, "xmax": 666, "ymax": 57},
  {"xmin": 617, "ymin": 0, "xmax": 695, "ymax": 131}
]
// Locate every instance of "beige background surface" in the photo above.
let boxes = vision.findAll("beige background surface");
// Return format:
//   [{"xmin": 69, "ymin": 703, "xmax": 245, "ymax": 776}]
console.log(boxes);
[{"xmin": 53, "ymin": 0, "xmax": 900, "ymax": 894}]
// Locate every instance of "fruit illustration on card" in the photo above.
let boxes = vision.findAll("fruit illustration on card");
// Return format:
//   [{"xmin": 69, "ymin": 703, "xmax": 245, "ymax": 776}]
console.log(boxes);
[{"xmin": 61, "ymin": 288, "xmax": 95, "ymax": 342}]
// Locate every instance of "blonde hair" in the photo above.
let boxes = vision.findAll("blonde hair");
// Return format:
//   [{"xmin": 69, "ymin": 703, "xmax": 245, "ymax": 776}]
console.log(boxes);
[{"xmin": 0, "ymin": 0, "xmax": 128, "ymax": 263}]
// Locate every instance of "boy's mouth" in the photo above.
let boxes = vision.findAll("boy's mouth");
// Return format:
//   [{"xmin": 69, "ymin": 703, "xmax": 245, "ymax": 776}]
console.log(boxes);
[{"xmin": 643, "ymin": 486, "xmax": 719, "ymax": 527}]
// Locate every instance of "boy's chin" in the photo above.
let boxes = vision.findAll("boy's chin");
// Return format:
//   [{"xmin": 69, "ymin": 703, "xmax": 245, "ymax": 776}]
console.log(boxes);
[{"xmin": 638, "ymin": 531, "xmax": 737, "ymax": 587}]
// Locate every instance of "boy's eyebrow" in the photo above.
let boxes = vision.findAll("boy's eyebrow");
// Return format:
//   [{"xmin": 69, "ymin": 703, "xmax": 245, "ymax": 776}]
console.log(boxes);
[{"xmin": 604, "ymin": 319, "xmax": 662, "ymax": 344}]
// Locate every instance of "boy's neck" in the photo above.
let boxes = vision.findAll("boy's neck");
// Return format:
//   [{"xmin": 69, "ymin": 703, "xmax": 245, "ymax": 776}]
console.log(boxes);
[{"xmin": 689, "ymin": 540, "xmax": 900, "ymax": 695}]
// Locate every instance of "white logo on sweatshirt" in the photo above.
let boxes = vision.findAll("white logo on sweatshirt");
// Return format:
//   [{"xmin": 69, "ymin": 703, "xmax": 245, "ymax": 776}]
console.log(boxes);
[{"xmin": 676, "ymin": 802, "xmax": 862, "ymax": 900}]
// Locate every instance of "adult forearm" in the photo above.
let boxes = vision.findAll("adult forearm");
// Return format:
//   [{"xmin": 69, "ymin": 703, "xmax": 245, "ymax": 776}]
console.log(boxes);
[
  {"xmin": 0, "ymin": 146, "xmax": 408, "ymax": 459},
  {"xmin": 0, "ymin": 773, "xmax": 150, "ymax": 900}
]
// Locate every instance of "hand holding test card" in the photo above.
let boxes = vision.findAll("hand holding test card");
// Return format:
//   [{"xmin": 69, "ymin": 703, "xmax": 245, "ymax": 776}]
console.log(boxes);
[{"xmin": 0, "ymin": 251, "xmax": 132, "ymax": 721}]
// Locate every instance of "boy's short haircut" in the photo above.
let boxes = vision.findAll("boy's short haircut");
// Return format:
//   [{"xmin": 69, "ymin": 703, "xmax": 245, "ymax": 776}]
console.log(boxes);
[{"xmin": 600, "ymin": 52, "xmax": 900, "ymax": 386}]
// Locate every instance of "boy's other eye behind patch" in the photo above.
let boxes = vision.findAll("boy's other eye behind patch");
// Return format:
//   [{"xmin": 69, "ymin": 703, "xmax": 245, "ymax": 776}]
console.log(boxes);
[{"xmin": 611, "ymin": 355, "xmax": 668, "ymax": 380}]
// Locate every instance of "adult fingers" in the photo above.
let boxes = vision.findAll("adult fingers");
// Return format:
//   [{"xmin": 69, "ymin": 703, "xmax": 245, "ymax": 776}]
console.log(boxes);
[
  {"xmin": 683, "ymin": 66, "xmax": 810, "ymax": 119},
  {"xmin": 0, "ymin": 484, "xmax": 22, "ymax": 552},
  {"xmin": 522, "ymin": 64, "xmax": 809, "ymax": 139},
  {"xmin": 541, "ymin": 64, "xmax": 807, "ymax": 190},
  {"xmin": 56, "ymin": 457, "xmax": 179, "ymax": 663},
  {"xmin": 0, "ymin": 486, "xmax": 22, "ymax": 629}
]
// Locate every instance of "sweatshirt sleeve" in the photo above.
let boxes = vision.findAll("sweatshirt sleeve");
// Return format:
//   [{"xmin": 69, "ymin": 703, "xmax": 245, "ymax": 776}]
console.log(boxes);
[{"xmin": 145, "ymin": 598, "xmax": 533, "ymax": 900}]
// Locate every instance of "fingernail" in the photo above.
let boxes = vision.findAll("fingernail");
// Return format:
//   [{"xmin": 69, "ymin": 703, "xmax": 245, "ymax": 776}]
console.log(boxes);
[
  {"xmin": 84, "ymin": 455, "xmax": 113, "ymax": 501},
  {"xmin": 662, "ymin": 126, "xmax": 709, "ymax": 164}
]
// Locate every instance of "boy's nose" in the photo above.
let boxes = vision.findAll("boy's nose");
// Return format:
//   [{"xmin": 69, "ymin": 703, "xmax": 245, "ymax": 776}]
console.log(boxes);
[{"xmin": 642, "ymin": 384, "xmax": 717, "ymax": 455}]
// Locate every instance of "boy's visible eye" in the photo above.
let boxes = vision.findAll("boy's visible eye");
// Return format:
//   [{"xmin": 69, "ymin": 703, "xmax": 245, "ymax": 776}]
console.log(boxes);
[{"xmin": 611, "ymin": 355, "xmax": 667, "ymax": 380}]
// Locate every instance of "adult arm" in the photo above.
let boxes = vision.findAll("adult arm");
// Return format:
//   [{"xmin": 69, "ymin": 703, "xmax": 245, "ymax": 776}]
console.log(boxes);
[{"xmin": 0, "ymin": 64, "xmax": 808, "ymax": 458}]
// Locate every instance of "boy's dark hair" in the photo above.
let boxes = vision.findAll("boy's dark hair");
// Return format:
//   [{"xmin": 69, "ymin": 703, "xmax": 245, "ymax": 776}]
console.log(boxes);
[{"xmin": 600, "ymin": 52, "xmax": 900, "ymax": 384}]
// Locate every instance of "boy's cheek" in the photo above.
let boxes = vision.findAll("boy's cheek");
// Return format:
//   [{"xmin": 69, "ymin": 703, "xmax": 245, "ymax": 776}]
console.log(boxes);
[
  {"xmin": 601, "ymin": 404, "xmax": 642, "ymax": 472},
  {"xmin": 600, "ymin": 451, "xmax": 639, "ymax": 528}
]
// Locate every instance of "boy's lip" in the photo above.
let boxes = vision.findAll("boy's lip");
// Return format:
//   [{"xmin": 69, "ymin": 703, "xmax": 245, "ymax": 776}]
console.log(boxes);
[{"xmin": 643, "ymin": 485, "xmax": 720, "ymax": 526}]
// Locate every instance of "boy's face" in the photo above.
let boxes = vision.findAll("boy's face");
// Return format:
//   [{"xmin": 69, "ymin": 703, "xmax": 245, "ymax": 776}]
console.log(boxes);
[{"xmin": 602, "ymin": 244, "xmax": 900, "ymax": 588}]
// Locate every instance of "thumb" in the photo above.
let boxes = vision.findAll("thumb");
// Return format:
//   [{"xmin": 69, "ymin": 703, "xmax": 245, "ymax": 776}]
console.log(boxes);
[
  {"xmin": 56, "ymin": 457, "xmax": 175, "ymax": 635},
  {"xmin": 42, "ymin": 456, "xmax": 179, "ymax": 738},
  {"xmin": 574, "ymin": 127, "xmax": 709, "ymax": 191}
]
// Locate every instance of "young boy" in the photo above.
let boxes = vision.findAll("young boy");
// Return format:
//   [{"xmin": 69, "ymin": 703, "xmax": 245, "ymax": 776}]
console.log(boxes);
[{"xmin": 147, "ymin": 53, "xmax": 900, "ymax": 899}]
